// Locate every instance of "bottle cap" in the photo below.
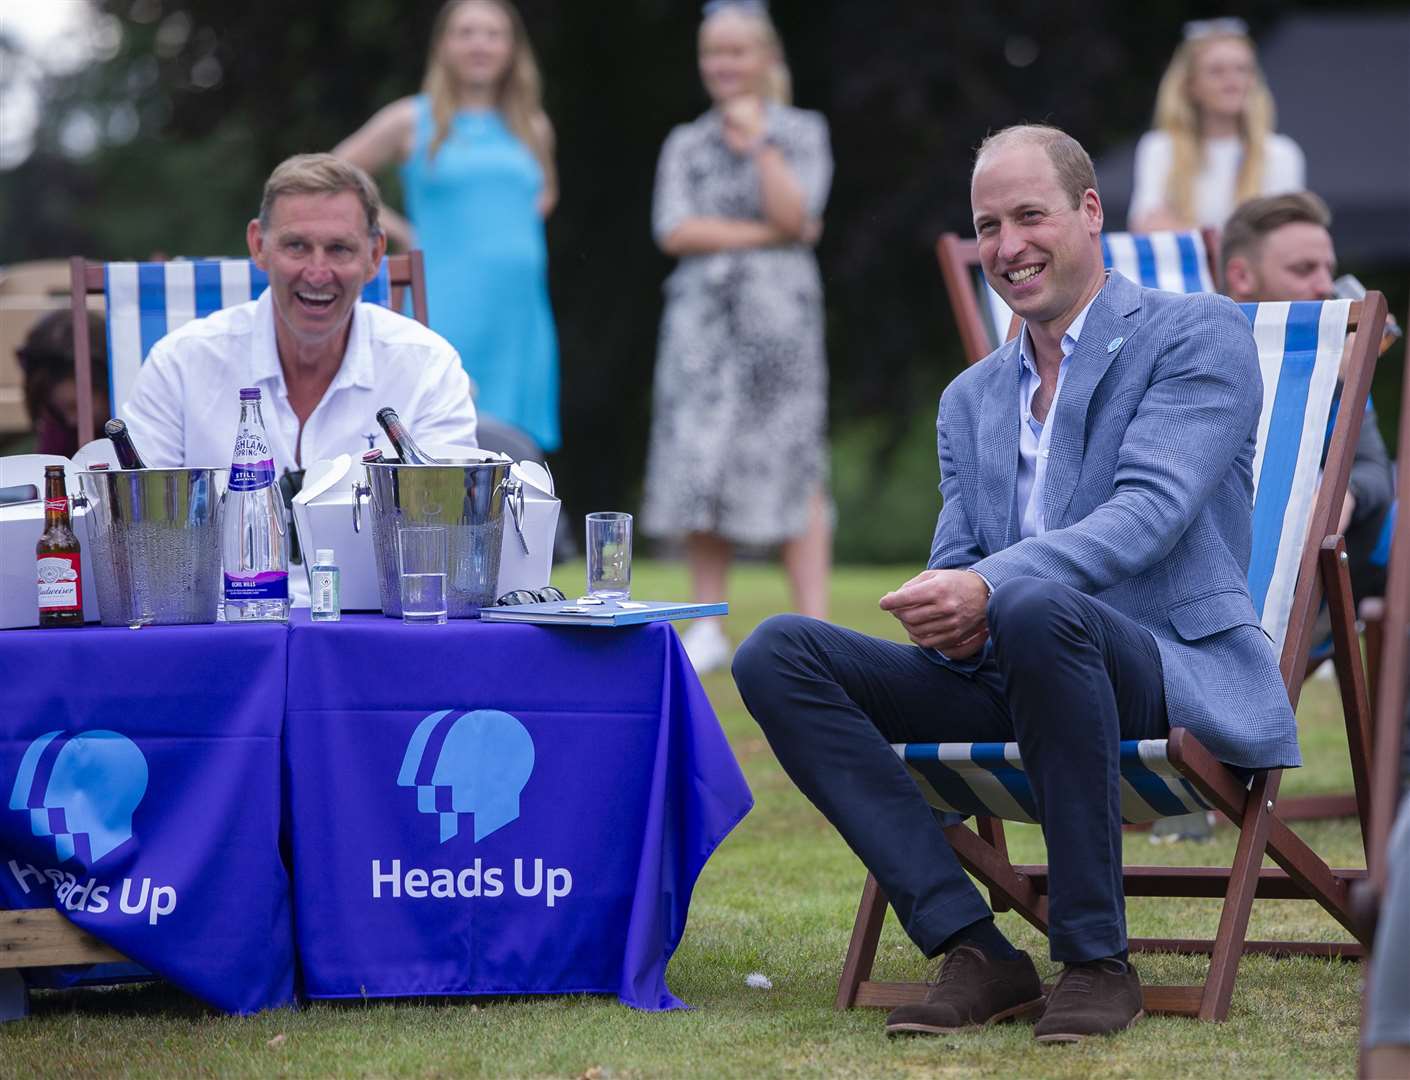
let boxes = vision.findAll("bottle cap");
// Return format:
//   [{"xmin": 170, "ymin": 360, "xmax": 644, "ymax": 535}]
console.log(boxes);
[
  {"xmin": 239, "ymin": 387, "xmax": 262, "ymax": 401},
  {"xmin": 316, "ymin": 549, "xmax": 335, "ymax": 565}
]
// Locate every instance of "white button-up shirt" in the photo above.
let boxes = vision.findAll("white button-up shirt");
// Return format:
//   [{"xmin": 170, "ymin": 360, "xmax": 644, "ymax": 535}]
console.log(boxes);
[
  {"xmin": 122, "ymin": 289, "xmax": 478, "ymax": 474},
  {"xmin": 1014, "ymin": 292, "xmax": 1098, "ymax": 538}
]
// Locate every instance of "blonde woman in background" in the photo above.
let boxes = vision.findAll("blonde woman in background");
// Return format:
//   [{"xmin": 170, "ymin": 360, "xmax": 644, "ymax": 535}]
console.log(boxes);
[
  {"xmin": 335, "ymin": 0, "xmax": 561, "ymax": 453},
  {"xmin": 1128, "ymin": 18, "xmax": 1304, "ymax": 231},
  {"xmin": 642, "ymin": 0, "xmax": 833, "ymax": 673}
]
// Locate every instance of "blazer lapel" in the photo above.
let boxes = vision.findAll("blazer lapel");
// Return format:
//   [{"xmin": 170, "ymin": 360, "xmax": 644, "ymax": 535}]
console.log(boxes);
[
  {"xmin": 977, "ymin": 343, "xmax": 1022, "ymax": 549},
  {"xmin": 1043, "ymin": 272, "xmax": 1144, "ymax": 528}
]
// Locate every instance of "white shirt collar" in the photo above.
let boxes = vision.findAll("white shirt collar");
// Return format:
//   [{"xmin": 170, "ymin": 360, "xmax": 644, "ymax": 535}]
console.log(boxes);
[
  {"xmin": 1017, "ymin": 282, "xmax": 1103, "ymax": 373},
  {"xmin": 249, "ymin": 288, "xmax": 377, "ymax": 394}
]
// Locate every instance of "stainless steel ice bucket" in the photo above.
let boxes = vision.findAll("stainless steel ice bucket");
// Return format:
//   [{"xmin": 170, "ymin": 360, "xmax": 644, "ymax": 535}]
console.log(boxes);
[
  {"xmin": 74, "ymin": 467, "xmax": 227, "ymax": 626},
  {"xmin": 351, "ymin": 459, "xmax": 525, "ymax": 618}
]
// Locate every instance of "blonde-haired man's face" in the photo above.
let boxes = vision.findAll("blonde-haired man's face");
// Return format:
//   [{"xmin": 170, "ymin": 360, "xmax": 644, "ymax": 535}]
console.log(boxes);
[
  {"xmin": 1225, "ymin": 222, "xmax": 1336, "ymax": 303},
  {"xmin": 247, "ymin": 190, "xmax": 385, "ymax": 350}
]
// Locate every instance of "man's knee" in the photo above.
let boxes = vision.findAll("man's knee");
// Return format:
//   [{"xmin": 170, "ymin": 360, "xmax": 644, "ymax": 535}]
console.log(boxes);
[
  {"xmin": 730, "ymin": 613, "xmax": 821, "ymax": 700},
  {"xmin": 987, "ymin": 577, "xmax": 1082, "ymax": 656}
]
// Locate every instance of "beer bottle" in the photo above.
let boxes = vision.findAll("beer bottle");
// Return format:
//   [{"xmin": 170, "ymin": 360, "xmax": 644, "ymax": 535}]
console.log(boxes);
[
  {"xmin": 36, "ymin": 465, "xmax": 83, "ymax": 628},
  {"xmin": 375, "ymin": 407, "xmax": 439, "ymax": 465},
  {"xmin": 103, "ymin": 418, "xmax": 148, "ymax": 469}
]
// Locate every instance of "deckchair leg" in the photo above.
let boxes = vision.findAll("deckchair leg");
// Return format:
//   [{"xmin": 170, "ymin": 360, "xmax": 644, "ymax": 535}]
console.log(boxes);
[
  {"xmin": 1200, "ymin": 770, "xmax": 1282, "ymax": 1020},
  {"xmin": 835, "ymin": 874, "xmax": 888, "ymax": 1010},
  {"xmin": 1321, "ymin": 539, "xmax": 1376, "ymax": 855},
  {"xmin": 944, "ymin": 823, "xmax": 1050, "ymax": 933},
  {"xmin": 976, "ymin": 817, "xmax": 1012, "ymax": 913}
]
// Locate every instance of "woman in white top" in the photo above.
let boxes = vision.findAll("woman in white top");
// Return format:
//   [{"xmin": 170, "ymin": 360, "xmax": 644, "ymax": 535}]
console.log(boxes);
[{"xmin": 1129, "ymin": 18, "xmax": 1304, "ymax": 231}]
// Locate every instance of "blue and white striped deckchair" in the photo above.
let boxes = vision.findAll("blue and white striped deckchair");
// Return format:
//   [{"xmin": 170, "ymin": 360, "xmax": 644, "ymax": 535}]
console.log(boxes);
[
  {"xmin": 101, "ymin": 258, "xmax": 394, "ymax": 422},
  {"xmin": 976, "ymin": 230, "xmax": 1218, "ymax": 358},
  {"xmin": 897, "ymin": 300, "xmax": 1348, "ymax": 825},
  {"xmin": 838, "ymin": 294, "xmax": 1389, "ymax": 1022}
]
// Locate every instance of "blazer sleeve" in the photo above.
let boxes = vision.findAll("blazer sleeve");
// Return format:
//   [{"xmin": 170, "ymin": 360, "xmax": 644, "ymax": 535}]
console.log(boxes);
[
  {"xmin": 927, "ymin": 387, "xmax": 985, "ymax": 571},
  {"xmin": 971, "ymin": 295, "xmax": 1262, "ymax": 593}
]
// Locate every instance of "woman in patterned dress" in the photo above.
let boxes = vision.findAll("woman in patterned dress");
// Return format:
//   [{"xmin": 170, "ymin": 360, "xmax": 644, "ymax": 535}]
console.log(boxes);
[{"xmin": 642, "ymin": 1, "xmax": 833, "ymax": 672}]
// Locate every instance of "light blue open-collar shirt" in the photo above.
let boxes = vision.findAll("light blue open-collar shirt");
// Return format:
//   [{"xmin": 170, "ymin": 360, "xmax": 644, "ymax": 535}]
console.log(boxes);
[{"xmin": 1014, "ymin": 290, "xmax": 1100, "ymax": 538}]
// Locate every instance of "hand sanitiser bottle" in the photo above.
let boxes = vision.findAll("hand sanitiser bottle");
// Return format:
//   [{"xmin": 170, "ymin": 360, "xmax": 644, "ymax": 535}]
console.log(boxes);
[
  {"xmin": 310, "ymin": 549, "xmax": 341, "ymax": 622},
  {"xmin": 222, "ymin": 387, "xmax": 289, "ymax": 621}
]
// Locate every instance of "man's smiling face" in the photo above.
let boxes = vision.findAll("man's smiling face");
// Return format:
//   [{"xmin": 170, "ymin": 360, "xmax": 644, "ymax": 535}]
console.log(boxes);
[
  {"xmin": 247, "ymin": 190, "xmax": 385, "ymax": 351},
  {"xmin": 971, "ymin": 140, "xmax": 1104, "ymax": 330}
]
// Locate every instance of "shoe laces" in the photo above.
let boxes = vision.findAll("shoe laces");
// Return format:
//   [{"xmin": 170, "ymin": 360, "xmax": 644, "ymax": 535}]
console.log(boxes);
[
  {"xmin": 928, "ymin": 945, "xmax": 982, "ymax": 988},
  {"xmin": 1054, "ymin": 965, "xmax": 1095, "ymax": 996}
]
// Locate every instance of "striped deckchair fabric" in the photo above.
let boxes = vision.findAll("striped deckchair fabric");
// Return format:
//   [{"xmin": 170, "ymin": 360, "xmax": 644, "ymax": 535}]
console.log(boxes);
[
  {"xmin": 103, "ymin": 258, "xmax": 394, "ymax": 415},
  {"xmin": 977, "ymin": 229, "xmax": 1217, "ymax": 353},
  {"xmin": 898, "ymin": 740, "xmax": 1213, "ymax": 825},
  {"xmin": 895, "ymin": 298, "xmax": 1352, "ymax": 824}
]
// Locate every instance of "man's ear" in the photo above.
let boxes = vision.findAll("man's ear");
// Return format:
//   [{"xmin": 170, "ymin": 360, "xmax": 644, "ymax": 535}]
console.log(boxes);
[
  {"xmin": 366, "ymin": 229, "xmax": 388, "ymax": 283},
  {"xmin": 1083, "ymin": 188, "xmax": 1104, "ymax": 236},
  {"xmin": 1223, "ymin": 255, "xmax": 1257, "ymax": 301},
  {"xmin": 246, "ymin": 219, "xmax": 266, "ymax": 268}
]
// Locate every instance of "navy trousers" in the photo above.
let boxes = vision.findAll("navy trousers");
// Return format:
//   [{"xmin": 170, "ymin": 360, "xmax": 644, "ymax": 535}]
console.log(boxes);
[{"xmin": 731, "ymin": 576, "xmax": 1169, "ymax": 963}]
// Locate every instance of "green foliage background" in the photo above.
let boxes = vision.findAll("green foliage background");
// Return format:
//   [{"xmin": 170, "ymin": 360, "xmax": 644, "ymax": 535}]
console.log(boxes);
[{"xmin": 1, "ymin": 0, "xmax": 1403, "ymax": 563}]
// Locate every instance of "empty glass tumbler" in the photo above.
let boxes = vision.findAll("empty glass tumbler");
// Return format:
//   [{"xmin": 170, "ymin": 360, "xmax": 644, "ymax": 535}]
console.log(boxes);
[
  {"xmin": 586, "ymin": 512, "xmax": 632, "ymax": 600},
  {"xmin": 397, "ymin": 525, "xmax": 449, "ymax": 625}
]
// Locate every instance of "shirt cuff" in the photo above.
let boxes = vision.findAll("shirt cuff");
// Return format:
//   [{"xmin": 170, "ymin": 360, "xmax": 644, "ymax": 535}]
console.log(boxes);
[{"xmin": 967, "ymin": 568, "xmax": 994, "ymax": 598}]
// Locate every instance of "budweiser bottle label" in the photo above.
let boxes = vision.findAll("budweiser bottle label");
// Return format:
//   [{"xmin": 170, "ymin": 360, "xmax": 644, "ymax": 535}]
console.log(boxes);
[{"xmin": 37, "ymin": 554, "xmax": 82, "ymax": 611}]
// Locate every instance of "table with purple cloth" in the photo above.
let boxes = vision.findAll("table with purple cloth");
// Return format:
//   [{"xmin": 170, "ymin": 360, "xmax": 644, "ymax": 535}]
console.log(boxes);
[
  {"xmin": 1, "ymin": 610, "xmax": 750, "ymax": 1016},
  {"xmin": 285, "ymin": 612, "xmax": 752, "ymax": 1010},
  {"xmin": 0, "ymin": 620, "xmax": 295, "ymax": 1016}
]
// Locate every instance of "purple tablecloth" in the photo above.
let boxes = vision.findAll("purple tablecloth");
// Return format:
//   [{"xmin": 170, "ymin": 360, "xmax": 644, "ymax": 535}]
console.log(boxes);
[
  {"xmin": 0, "ymin": 620, "xmax": 294, "ymax": 1015},
  {"xmin": 284, "ymin": 613, "xmax": 752, "ymax": 1010}
]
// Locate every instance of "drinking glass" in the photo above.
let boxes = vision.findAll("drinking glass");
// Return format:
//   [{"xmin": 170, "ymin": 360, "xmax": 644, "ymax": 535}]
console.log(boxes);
[
  {"xmin": 397, "ymin": 525, "xmax": 449, "ymax": 625},
  {"xmin": 586, "ymin": 512, "xmax": 632, "ymax": 600}
]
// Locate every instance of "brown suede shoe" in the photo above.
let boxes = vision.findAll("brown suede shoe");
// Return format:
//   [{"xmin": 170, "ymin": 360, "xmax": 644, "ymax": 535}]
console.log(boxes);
[
  {"xmin": 1033, "ymin": 959, "xmax": 1145, "ymax": 1044},
  {"xmin": 885, "ymin": 945, "xmax": 1046, "ymax": 1036}
]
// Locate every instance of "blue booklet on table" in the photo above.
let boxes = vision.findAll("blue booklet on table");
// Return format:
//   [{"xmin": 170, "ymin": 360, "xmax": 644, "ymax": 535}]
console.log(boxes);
[{"xmin": 480, "ymin": 600, "xmax": 728, "ymax": 628}]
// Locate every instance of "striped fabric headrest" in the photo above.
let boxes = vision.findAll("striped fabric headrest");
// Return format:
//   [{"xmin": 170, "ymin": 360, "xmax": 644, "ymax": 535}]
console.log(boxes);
[
  {"xmin": 103, "ymin": 258, "xmax": 394, "ymax": 415},
  {"xmin": 1239, "ymin": 299, "xmax": 1350, "ymax": 653}
]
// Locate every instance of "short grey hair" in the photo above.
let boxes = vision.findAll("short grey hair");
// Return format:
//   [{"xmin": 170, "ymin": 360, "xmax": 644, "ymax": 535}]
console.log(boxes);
[
  {"xmin": 258, "ymin": 153, "xmax": 383, "ymax": 239},
  {"xmin": 973, "ymin": 124, "xmax": 1098, "ymax": 209}
]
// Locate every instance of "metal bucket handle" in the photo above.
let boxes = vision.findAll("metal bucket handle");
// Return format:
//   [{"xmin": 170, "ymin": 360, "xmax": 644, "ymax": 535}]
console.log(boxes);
[
  {"xmin": 351, "ymin": 480, "xmax": 371, "ymax": 533},
  {"xmin": 502, "ymin": 476, "xmax": 529, "ymax": 555}
]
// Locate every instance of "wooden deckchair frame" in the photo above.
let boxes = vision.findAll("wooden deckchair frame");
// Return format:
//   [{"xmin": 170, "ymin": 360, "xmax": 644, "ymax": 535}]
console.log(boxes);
[
  {"xmin": 68, "ymin": 251, "xmax": 429, "ymax": 445},
  {"xmin": 936, "ymin": 230, "xmax": 1221, "ymax": 366},
  {"xmin": 1356, "ymin": 325, "xmax": 1409, "ymax": 1075},
  {"xmin": 837, "ymin": 294, "xmax": 1390, "ymax": 1022}
]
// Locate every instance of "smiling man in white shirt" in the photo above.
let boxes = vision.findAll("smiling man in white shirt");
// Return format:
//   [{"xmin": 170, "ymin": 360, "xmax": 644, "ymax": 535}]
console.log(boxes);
[{"xmin": 123, "ymin": 153, "xmax": 478, "ymax": 475}]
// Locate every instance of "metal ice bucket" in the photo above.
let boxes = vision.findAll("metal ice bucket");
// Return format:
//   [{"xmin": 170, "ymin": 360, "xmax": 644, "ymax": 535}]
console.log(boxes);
[
  {"xmin": 351, "ymin": 458, "xmax": 526, "ymax": 618},
  {"xmin": 74, "ymin": 467, "xmax": 227, "ymax": 626}
]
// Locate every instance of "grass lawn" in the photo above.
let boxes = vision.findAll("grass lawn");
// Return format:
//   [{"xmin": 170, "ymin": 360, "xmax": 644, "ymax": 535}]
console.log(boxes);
[{"xmin": 2, "ymin": 559, "xmax": 1365, "ymax": 1078}]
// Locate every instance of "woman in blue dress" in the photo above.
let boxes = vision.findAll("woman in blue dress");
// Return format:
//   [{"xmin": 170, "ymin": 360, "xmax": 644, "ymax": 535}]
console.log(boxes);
[{"xmin": 335, "ymin": 0, "xmax": 560, "ymax": 452}]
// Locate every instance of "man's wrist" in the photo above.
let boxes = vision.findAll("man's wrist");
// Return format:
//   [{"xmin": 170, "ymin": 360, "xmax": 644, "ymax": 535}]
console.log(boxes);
[{"xmin": 966, "ymin": 568, "xmax": 994, "ymax": 598}]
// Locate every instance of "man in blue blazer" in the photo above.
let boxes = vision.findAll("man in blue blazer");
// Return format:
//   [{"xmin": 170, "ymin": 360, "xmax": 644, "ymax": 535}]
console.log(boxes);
[{"xmin": 732, "ymin": 124, "xmax": 1296, "ymax": 1043}]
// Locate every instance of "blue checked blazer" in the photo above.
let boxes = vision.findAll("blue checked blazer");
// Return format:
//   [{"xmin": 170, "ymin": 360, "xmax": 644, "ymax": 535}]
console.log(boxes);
[{"xmin": 929, "ymin": 271, "xmax": 1299, "ymax": 770}]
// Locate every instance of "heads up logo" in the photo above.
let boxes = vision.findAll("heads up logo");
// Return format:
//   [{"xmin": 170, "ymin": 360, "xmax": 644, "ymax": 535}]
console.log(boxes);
[
  {"xmin": 398, "ymin": 710, "xmax": 534, "ymax": 843},
  {"xmin": 8, "ymin": 730, "xmax": 148, "ymax": 863}
]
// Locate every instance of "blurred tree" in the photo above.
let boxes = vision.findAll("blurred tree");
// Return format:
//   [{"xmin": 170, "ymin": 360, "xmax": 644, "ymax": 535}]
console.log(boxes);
[{"xmin": 2, "ymin": 0, "xmax": 1402, "ymax": 561}]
